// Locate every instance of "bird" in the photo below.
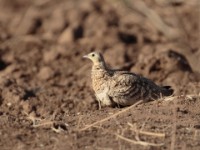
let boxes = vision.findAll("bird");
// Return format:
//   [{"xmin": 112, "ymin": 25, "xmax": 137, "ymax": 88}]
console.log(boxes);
[{"xmin": 83, "ymin": 52, "xmax": 173, "ymax": 108}]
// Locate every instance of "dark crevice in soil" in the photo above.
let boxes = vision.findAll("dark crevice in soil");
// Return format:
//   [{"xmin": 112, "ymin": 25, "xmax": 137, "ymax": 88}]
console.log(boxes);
[
  {"xmin": 23, "ymin": 89, "xmax": 37, "ymax": 100},
  {"xmin": 0, "ymin": 59, "xmax": 10, "ymax": 71},
  {"xmin": 118, "ymin": 32, "xmax": 137, "ymax": 44}
]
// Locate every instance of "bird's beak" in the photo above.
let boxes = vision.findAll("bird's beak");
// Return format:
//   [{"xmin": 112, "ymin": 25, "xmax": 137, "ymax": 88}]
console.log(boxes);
[{"xmin": 83, "ymin": 55, "xmax": 88, "ymax": 59}]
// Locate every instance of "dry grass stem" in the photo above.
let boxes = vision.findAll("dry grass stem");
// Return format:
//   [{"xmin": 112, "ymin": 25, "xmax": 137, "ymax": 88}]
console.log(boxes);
[
  {"xmin": 94, "ymin": 126, "xmax": 164, "ymax": 147},
  {"xmin": 114, "ymin": 132, "xmax": 164, "ymax": 147},
  {"xmin": 24, "ymin": 111, "xmax": 54, "ymax": 127},
  {"xmin": 51, "ymin": 124, "xmax": 67, "ymax": 133},
  {"xmin": 24, "ymin": 111, "xmax": 68, "ymax": 132},
  {"xmin": 79, "ymin": 100, "xmax": 143, "ymax": 131},
  {"xmin": 79, "ymin": 95, "xmax": 199, "ymax": 131},
  {"xmin": 163, "ymin": 94, "xmax": 199, "ymax": 101},
  {"xmin": 32, "ymin": 121, "xmax": 54, "ymax": 128},
  {"xmin": 170, "ymin": 98, "xmax": 178, "ymax": 150},
  {"xmin": 128, "ymin": 122, "xmax": 165, "ymax": 138}
]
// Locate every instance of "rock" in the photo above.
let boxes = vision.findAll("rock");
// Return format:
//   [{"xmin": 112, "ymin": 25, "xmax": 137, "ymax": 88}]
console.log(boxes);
[
  {"xmin": 37, "ymin": 67, "xmax": 54, "ymax": 80},
  {"xmin": 43, "ymin": 49, "xmax": 59, "ymax": 63},
  {"xmin": 14, "ymin": 8, "xmax": 42, "ymax": 35},
  {"xmin": 58, "ymin": 23, "xmax": 83, "ymax": 44},
  {"xmin": 43, "ymin": 8, "xmax": 67, "ymax": 34},
  {"xmin": 58, "ymin": 27, "xmax": 74, "ymax": 44}
]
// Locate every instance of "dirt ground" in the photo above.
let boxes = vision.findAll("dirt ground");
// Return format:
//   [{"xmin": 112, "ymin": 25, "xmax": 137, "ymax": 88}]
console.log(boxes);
[{"xmin": 0, "ymin": 0, "xmax": 200, "ymax": 149}]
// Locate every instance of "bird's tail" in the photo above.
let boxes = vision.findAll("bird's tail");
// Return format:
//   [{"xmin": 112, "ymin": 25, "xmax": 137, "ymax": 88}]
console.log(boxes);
[{"xmin": 161, "ymin": 86, "xmax": 174, "ymax": 96}]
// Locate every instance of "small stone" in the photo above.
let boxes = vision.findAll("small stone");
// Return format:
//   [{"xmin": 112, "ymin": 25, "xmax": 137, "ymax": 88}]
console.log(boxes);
[
  {"xmin": 7, "ymin": 102, "xmax": 12, "ymax": 107},
  {"xmin": 58, "ymin": 27, "xmax": 74, "ymax": 44},
  {"xmin": 37, "ymin": 67, "xmax": 54, "ymax": 80},
  {"xmin": 14, "ymin": 8, "xmax": 42, "ymax": 35},
  {"xmin": 43, "ymin": 50, "xmax": 59, "ymax": 63},
  {"xmin": 43, "ymin": 9, "xmax": 67, "ymax": 33}
]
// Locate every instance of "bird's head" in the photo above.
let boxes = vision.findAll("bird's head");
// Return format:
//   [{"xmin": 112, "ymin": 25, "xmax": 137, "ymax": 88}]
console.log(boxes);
[{"xmin": 83, "ymin": 52, "xmax": 106, "ymax": 66}]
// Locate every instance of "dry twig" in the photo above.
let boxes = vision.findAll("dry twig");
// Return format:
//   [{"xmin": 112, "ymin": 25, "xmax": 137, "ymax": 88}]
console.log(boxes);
[
  {"xmin": 128, "ymin": 122, "xmax": 165, "ymax": 138},
  {"xmin": 163, "ymin": 94, "xmax": 200, "ymax": 101},
  {"xmin": 79, "ymin": 100, "xmax": 143, "ymax": 131},
  {"xmin": 94, "ymin": 126, "xmax": 164, "ymax": 147},
  {"xmin": 24, "ymin": 111, "xmax": 68, "ymax": 132},
  {"xmin": 170, "ymin": 96, "xmax": 178, "ymax": 150},
  {"xmin": 114, "ymin": 132, "xmax": 164, "ymax": 147}
]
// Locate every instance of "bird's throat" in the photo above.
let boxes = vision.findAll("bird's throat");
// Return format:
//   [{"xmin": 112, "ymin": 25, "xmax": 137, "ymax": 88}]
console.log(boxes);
[{"xmin": 92, "ymin": 64, "xmax": 108, "ymax": 78}]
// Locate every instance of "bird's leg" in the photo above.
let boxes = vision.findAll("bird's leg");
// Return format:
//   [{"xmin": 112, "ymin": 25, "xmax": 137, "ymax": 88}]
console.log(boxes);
[
  {"xmin": 97, "ymin": 94, "xmax": 112, "ymax": 109},
  {"xmin": 95, "ymin": 88, "xmax": 113, "ymax": 109},
  {"xmin": 116, "ymin": 102, "xmax": 120, "ymax": 108},
  {"xmin": 98, "ymin": 99, "xmax": 102, "ymax": 110},
  {"xmin": 95, "ymin": 95, "xmax": 102, "ymax": 110},
  {"xmin": 160, "ymin": 92, "xmax": 163, "ymax": 99}
]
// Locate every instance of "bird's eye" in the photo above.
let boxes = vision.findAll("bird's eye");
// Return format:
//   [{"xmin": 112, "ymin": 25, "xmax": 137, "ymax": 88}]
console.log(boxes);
[{"xmin": 92, "ymin": 54, "xmax": 95, "ymax": 57}]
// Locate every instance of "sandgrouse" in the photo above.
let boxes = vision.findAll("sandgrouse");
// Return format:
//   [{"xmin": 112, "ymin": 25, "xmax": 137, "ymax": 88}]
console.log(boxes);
[{"xmin": 84, "ymin": 52, "xmax": 173, "ymax": 107}]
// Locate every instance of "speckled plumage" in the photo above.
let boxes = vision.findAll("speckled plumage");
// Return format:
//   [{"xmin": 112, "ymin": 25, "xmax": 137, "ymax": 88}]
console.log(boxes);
[{"xmin": 84, "ymin": 52, "xmax": 173, "ymax": 107}]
